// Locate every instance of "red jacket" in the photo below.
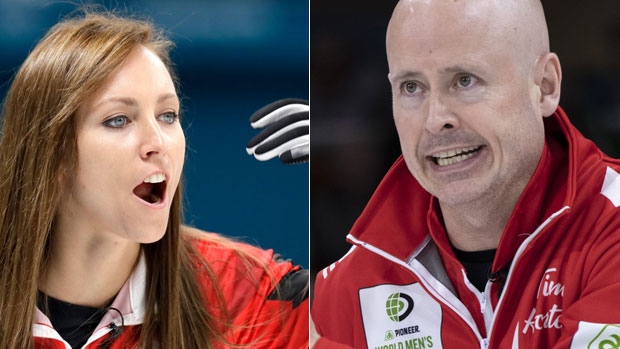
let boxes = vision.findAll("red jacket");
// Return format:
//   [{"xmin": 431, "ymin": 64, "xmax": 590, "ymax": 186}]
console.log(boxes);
[
  {"xmin": 34, "ymin": 234, "xmax": 309, "ymax": 348},
  {"xmin": 312, "ymin": 107, "xmax": 620, "ymax": 348}
]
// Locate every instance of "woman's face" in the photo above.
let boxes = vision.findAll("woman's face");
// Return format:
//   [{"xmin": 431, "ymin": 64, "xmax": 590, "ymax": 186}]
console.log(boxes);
[{"xmin": 58, "ymin": 45, "xmax": 185, "ymax": 244}]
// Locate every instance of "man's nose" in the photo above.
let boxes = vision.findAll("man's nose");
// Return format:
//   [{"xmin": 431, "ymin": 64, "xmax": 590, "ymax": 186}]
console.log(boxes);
[{"xmin": 424, "ymin": 93, "xmax": 459, "ymax": 134}]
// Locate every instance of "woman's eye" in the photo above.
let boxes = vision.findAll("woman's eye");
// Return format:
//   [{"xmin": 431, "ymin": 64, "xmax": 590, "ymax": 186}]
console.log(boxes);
[
  {"xmin": 402, "ymin": 81, "xmax": 419, "ymax": 94},
  {"xmin": 103, "ymin": 115, "xmax": 129, "ymax": 128},
  {"xmin": 158, "ymin": 112, "xmax": 179, "ymax": 124}
]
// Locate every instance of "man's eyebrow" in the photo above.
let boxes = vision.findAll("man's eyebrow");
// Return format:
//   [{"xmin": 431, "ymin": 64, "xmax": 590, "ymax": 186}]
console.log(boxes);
[
  {"xmin": 391, "ymin": 65, "xmax": 481, "ymax": 81},
  {"xmin": 390, "ymin": 70, "xmax": 424, "ymax": 82},
  {"xmin": 443, "ymin": 65, "xmax": 479, "ymax": 74}
]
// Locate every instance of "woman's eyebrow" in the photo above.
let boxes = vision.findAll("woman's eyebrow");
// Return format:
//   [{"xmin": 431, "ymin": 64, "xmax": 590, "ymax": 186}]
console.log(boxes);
[{"xmin": 95, "ymin": 93, "xmax": 178, "ymax": 108}]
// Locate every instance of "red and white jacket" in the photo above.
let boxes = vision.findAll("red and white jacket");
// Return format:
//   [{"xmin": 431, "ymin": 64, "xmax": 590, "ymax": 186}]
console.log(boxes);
[
  {"xmin": 34, "ymin": 234, "xmax": 309, "ymax": 348},
  {"xmin": 312, "ymin": 107, "xmax": 620, "ymax": 348}
]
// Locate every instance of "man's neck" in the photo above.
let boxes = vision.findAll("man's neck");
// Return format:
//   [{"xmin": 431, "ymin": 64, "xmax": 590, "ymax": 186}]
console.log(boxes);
[{"xmin": 439, "ymin": 188, "xmax": 522, "ymax": 252}]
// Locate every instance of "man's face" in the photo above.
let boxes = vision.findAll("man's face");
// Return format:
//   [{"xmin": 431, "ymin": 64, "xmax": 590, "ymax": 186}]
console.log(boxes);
[{"xmin": 387, "ymin": 1, "xmax": 546, "ymax": 208}]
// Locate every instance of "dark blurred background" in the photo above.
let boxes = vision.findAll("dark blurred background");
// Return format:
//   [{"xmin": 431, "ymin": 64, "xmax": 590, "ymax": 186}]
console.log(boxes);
[
  {"xmin": 0, "ymin": 0, "xmax": 309, "ymax": 268},
  {"xmin": 310, "ymin": 0, "xmax": 620, "ymax": 291}
]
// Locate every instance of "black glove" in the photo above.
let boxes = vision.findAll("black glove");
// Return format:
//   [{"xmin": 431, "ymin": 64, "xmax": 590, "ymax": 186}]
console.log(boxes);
[{"xmin": 246, "ymin": 98, "xmax": 309, "ymax": 164}]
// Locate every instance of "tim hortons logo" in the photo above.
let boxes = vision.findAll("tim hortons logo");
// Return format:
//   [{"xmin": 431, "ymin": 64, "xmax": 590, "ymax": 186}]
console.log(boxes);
[{"xmin": 523, "ymin": 268, "xmax": 565, "ymax": 334}]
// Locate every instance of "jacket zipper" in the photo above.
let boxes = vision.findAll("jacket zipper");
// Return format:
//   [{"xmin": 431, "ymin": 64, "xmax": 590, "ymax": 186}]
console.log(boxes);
[
  {"xmin": 461, "ymin": 268, "xmax": 495, "ymax": 347},
  {"xmin": 347, "ymin": 205, "xmax": 569, "ymax": 349},
  {"xmin": 486, "ymin": 206, "xmax": 570, "ymax": 346},
  {"xmin": 348, "ymin": 234, "xmax": 486, "ymax": 344}
]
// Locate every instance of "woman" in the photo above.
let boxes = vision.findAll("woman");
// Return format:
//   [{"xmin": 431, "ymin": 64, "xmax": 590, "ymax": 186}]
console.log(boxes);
[{"xmin": 0, "ymin": 10, "xmax": 308, "ymax": 349}]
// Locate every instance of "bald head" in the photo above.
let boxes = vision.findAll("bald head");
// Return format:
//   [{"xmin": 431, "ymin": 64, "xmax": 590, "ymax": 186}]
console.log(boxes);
[
  {"xmin": 385, "ymin": 0, "xmax": 562, "ymax": 218},
  {"xmin": 387, "ymin": 0, "xmax": 550, "ymax": 75}
]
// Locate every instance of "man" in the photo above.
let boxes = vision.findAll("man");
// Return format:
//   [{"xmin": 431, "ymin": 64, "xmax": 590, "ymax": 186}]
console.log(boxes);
[{"xmin": 311, "ymin": 0, "xmax": 620, "ymax": 348}]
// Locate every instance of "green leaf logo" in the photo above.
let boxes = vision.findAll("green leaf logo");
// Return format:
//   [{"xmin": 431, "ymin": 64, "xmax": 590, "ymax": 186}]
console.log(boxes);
[
  {"xmin": 588, "ymin": 325, "xmax": 620, "ymax": 349},
  {"xmin": 385, "ymin": 292, "xmax": 414, "ymax": 322}
]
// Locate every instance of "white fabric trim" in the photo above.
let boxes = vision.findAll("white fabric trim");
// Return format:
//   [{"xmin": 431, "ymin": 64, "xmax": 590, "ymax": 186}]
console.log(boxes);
[
  {"xmin": 601, "ymin": 167, "xmax": 620, "ymax": 207},
  {"xmin": 347, "ymin": 234, "xmax": 484, "ymax": 343},
  {"xmin": 33, "ymin": 252, "xmax": 148, "ymax": 347},
  {"xmin": 488, "ymin": 206, "xmax": 570, "ymax": 342}
]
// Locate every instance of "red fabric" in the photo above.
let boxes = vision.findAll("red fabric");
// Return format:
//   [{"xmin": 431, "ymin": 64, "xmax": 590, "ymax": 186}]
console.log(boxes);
[
  {"xmin": 34, "ymin": 235, "xmax": 309, "ymax": 348},
  {"xmin": 312, "ymin": 107, "xmax": 620, "ymax": 348},
  {"xmin": 193, "ymin": 235, "xmax": 309, "ymax": 348}
]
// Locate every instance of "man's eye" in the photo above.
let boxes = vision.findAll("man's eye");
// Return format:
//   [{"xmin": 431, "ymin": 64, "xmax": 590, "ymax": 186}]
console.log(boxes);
[
  {"xmin": 456, "ymin": 74, "xmax": 476, "ymax": 88},
  {"xmin": 158, "ymin": 112, "xmax": 179, "ymax": 124},
  {"xmin": 103, "ymin": 115, "xmax": 129, "ymax": 128},
  {"xmin": 402, "ymin": 81, "xmax": 419, "ymax": 94}
]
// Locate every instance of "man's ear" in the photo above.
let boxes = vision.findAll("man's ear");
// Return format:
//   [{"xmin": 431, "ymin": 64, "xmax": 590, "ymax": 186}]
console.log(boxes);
[{"xmin": 536, "ymin": 52, "xmax": 562, "ymax": 117}]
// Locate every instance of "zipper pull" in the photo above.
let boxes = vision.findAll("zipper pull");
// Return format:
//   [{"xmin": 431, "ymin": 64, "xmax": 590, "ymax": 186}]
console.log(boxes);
[
  {"xmin": 480, "ymin": 338, "xmax": 489, "ymax": 349},
  {"xmin": 480, "ymin": 293, "xmax": 487, "ymax": 314}
]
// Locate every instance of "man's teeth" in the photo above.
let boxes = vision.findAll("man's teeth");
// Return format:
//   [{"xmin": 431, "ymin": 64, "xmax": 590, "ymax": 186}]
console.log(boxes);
[
  {"xmin": 144, "ymin": 173, "xmax": 166, "ymax": 183},
  {"xmin": 432, "ymin": 146, "xmax": 480, "ymax": 166}
]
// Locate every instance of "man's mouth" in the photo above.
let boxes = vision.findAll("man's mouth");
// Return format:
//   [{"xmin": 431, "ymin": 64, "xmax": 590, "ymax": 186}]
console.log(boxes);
[
  {"xmin": 431, "ymin": 146, "xmax": 482, "ymax": 166},
  {"xmin": 133, "ymin": 173, "xmax": 166, "ymax": 204}
]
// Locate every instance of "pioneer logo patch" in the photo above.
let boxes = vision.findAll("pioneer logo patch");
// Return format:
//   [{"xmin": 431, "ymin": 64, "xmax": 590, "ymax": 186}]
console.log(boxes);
[
  {"xmin": 386, "ymin": 292, "xmax": 415, "ymax": 322},
  {"xmin": 359, "ymin": 283, "xmax": 442, "ymax": 348}
]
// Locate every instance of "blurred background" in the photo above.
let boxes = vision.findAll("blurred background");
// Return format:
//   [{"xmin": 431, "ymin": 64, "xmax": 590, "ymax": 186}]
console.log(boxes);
[
  {"xmin": 310, "ymin": 0, "xmax": 620, "ymax": 292},
  {"xmin": 0, "ymin": 0, "xmax": 309, "ymax": 268},
  {"xmin": 4, "ymin": 0, "xmax": 620, "ymax": 296}
]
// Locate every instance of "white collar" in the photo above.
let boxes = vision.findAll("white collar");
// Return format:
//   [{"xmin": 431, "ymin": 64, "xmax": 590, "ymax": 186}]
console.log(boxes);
[{"xmin": 33, "ymin": 252, "xmax": 148, "ymax": 345}]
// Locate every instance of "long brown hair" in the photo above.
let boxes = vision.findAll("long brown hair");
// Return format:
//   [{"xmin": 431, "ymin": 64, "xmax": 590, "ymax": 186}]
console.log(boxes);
[{"xmin": 0, "ymin": 10, "xmax": 240, "ymax": 348}]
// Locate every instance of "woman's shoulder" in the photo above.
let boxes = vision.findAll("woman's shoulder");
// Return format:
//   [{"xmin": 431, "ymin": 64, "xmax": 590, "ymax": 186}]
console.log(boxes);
[
  {"xmin": 181, "ymin": 225, "xmax": 307, "ymax": 313},
  {"xmin": 181, "ymin": 225, "xmax": 278, "ymax": 265},
  {"xmin": 180, "ymin": 225, "xmax": 300, "ymax": 285},
  {"xmin": 181, "ymin": 226, "xmax": 309, "ymax": 346}
]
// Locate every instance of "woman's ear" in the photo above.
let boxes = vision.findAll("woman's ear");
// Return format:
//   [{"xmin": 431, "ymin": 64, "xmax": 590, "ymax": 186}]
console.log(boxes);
[
  {"xmin": 57, "ymin": 162, "xmax": 72, "ymax": 186},
  {"xmin": 58, "ymin": 164, "xmax": 67, "ymax": 183},
  {"xmin": 536, "ymin": 52, "xmax": 562, "ymax": 117}
]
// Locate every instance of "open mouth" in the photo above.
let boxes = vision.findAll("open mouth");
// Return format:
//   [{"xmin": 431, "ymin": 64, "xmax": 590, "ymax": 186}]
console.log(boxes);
[
  {"xmin": 431, "ymin": 145, "xmax": 483, "ymax": 166},
  {"xmin": 133, "ymin": 173, "xmax": 166, "ymax": 204}
]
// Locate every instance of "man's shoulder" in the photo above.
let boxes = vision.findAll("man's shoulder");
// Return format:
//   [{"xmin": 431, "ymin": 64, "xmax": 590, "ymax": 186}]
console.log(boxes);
[
  {"xmin": 594, "ymin": 161, "xmax": 620, "ymax": 207},
  {"xmin": 314, "ymin": 243, "xmax": 404, "ymax": 295}
]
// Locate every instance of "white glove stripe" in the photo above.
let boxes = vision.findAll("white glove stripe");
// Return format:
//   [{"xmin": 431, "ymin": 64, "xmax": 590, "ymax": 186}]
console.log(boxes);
[
  {"xmin": 246, "ymin": 119, "xmax": 309, "ymax": 155},
  {"xmin": 288, "ymin": 143, "xmax": 310, "ymax": 159},
  {"xmin": 250, "ymin": 103, "xmax": 309, "ymax": 128},
  {"xmin": 254, "ymin": 135, "xmax": 309, "ymax": 161}
]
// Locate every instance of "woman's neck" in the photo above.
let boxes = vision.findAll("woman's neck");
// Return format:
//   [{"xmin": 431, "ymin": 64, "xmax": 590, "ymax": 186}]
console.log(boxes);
[{"xmin": 40, "ymin": 225, "xmax": 140, "ymax": 308}]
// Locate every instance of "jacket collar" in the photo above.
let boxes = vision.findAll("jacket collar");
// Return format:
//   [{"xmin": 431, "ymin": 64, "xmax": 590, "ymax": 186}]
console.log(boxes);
[{"xmin": 33, "ymin": 252, "xmax": 147, "ymax": 342}]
